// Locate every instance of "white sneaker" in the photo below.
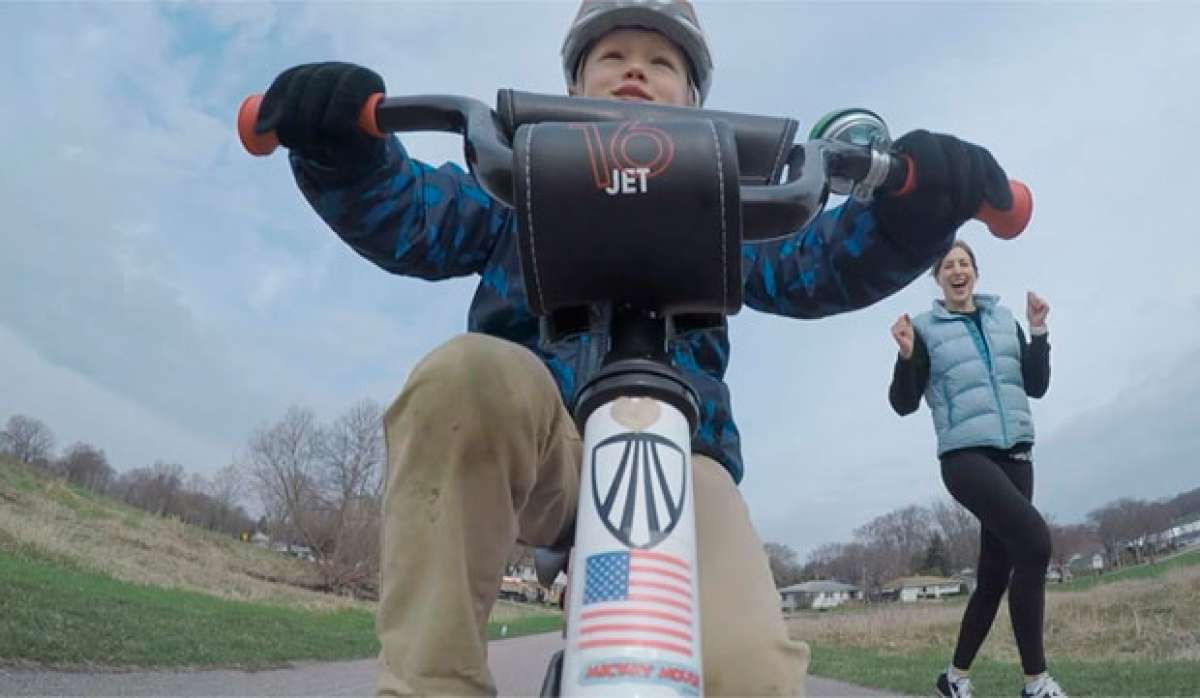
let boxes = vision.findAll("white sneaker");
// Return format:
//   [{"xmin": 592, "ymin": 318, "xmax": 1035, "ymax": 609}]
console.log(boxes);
[
  {"xmin": 1021, "ymin": 674, "xmax": 1068, "ymax": 698},
  {"xmin": 936, "ymin": 671, "xmax": 972, "ymax": 698}
]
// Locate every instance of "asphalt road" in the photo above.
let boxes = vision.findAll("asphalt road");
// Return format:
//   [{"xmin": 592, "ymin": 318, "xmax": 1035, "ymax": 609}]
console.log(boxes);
[{"xmin": 0, "ymin": 632, "xmax": 901, "ymax": 696}]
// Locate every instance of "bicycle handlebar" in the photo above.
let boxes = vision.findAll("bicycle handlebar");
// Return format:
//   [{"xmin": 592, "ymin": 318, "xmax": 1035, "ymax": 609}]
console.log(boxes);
[{"xmin": 237, "ymin": 92, "xmax": 1032, "ymax": 239}]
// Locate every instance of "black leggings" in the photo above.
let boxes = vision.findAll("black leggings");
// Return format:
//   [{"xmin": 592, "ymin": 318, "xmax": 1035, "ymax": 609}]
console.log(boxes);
[{"xmin": 941, "ymin": 449, "xmax": 1051, "ymax": 675}]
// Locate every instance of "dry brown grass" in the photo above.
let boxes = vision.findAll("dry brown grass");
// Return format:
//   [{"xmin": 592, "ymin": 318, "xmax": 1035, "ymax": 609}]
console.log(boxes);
[
  {"xmin": 1043, "ymin": 566, "xmax": 1200, "ymax": 662},
  {"xmin": 0, "ymin": 463, "xmax": 364, "ymax": 612},
  {"xmin": 0, "ymin": 459, "xmax": 561, "ymax": 626},
  {"xmin": 787, "ymin": 564, "xmax": 1200, "ymax": 663}
]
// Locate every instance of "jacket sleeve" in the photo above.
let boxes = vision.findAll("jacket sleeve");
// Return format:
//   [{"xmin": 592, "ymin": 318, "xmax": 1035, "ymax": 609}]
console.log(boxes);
[
  {"xmin": 742, "ymin": 198, "xmax": 954, "ymax": 318},
  {"xmin": 1017, "ymin": 322, "xmax": 1051, "ymax": 398},
  {"xmin": 889, "ymin": 331, "xmax": 929, "ymax": 416},
  {"xmin": 289, "ymin": 137, "xmax": 512, "ymax": 280}
]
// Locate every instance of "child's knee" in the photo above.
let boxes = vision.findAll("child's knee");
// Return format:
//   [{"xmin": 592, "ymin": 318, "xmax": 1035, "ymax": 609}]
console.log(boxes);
[{"xmin": 387, "ymin": 333, "xmax": 554, "ymax": 428}]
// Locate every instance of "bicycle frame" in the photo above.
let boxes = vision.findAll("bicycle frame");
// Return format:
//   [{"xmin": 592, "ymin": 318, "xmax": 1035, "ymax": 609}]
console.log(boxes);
[{"xmin": 561, "ymin": 376, "xmax": 704, "ymax": 695}]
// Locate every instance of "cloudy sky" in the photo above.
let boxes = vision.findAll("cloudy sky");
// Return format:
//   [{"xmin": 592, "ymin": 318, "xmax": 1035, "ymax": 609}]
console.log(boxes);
[{"xmin": 2, "ymin": 1, "xmax": 1198, "ymax": 558}]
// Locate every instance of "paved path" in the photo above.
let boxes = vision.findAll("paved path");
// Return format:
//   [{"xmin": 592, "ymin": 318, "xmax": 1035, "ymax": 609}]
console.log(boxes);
[{"xmin": 0, "ymin": 632, "xmax": 900, "ymax": 696}]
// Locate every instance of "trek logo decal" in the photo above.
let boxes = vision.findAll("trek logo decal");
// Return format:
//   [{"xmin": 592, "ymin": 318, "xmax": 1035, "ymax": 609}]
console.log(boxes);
[{"xmin": 591, "ymin": 431, "xmax": 686, "ymax": 549}]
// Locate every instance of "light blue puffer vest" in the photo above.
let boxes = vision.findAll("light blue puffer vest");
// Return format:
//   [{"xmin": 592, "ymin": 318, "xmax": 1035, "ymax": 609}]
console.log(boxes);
[{"xmin": 911, "ymin": 294, "xmax": 1035, "ymax": 456}]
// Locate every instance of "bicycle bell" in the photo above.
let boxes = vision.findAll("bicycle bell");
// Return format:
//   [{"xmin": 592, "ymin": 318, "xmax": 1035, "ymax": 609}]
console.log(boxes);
[{"xmin": 809, "ymin": 108, "xmax": 891, "ymax": 196}]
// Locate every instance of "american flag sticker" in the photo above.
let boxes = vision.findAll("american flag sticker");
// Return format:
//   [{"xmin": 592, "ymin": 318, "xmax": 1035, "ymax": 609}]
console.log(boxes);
[{"xmin": 579, "ymin": 548, "xmax": 695, "ymax": 657}]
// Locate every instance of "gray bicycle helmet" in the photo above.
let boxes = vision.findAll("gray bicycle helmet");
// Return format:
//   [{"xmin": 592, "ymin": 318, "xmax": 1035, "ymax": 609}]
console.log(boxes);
[{"xmin": 562, "ymin": 0, "xmax": 714, "ymax": 105}]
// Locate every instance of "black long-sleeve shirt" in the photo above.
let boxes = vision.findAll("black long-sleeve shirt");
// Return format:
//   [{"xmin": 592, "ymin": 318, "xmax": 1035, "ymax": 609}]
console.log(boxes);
[{"xmin": 889, "ymin": 312, "xmax": 1050, "ymax": 417}]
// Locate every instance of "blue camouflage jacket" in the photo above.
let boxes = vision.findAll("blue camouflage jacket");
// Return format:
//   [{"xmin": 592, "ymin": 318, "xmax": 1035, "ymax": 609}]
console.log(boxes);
[{"xmin": 291, "ymin": 137, "xmax": 949, "ymax": 484}]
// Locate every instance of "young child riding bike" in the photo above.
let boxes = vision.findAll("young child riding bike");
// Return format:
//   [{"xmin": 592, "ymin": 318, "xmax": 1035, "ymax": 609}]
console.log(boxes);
[{"xmin": 252, "ymin": 1, "xmax": 1018, "ymax": 694}]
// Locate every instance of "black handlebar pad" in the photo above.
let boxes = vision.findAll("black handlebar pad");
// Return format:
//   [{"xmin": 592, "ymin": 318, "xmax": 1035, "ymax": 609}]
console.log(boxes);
[
  {"xmin": 515, "ymin": 119, "xmax": 742, "ymax": 318},
  {"xmin": 497, "ymin": 90, "xmax": 797, "ymax": 186}
]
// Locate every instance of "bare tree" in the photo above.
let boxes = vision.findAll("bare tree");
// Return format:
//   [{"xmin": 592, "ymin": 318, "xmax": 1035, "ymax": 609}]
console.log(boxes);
[
  {"xmin": 244, "ymin": 406, "xmax": 325, "ymax": 550},
  {"xmin": 1088, "ymin": 498, "xmax": 1145, "ymax": 568},
  {"xmin": 802, "ymin": 543, "xmax": 844, "ymax": 579},
  {"xmin": 1090, "ymin": 497, "xmax": 1180, "ymax": 566},
  {"xmin": 186, "ymin": 472, "xmax": 211, "ymax": 499},
  {"xmin": 764, "ymin": 542, "xmax": 803, "ymax": 588},
  {"xmin": 58, "ymin": 442, "xmax": 115, "ymax": 493},
  {"xmin": 243, "ymin": 403, "xmax": 385, "ymax": 597},
  {"xmin": 1133, "ymin": 500, "xmax": 1177, "ymax": 562},
  {"xmin": 116, "ymin": 462, "xmax": 186, "ymax": 516},
  {"xmin": 839, "ymin": 542, "xmax": 875, "ymax": 598},
  {"xmin": 127, "ymin": 465, "xmax": 253, "ymax": 537},
  {"xmin": 803, "ymin": 542, "xmax": 874, "ymax": 595},
  {"xmin": 919, "ymin": 533, "xmax": 950, "ymax": 576},
  {"xmin": 854, "ymin": 504, "xmax": 934, "ymax": 587},
  {"xmin": 198, "ymin": 462, "xmax": 252, "ymax": 536},
  {"xmin": 317, "ymin": 400, "xmax": 385, "ymax": 594},
  {"xmin": 152, "ymin": 462, "xmax": 187, "ymax": 516},
  {"xmin": 804, "ymin": 539, "xmax": 892, "ymax": 598},
  {"xmin": 1044, "ymin": 514, "xmax": 1098, "ymax": 578},
  {"xmin": 209, "ymin": 462, "xmax": 245, "ymax": 513},
  {"xmin": 931, "ymin": 498, "xmax": 981, "ymax": 573},
  {"xmin": 1167, "ymin": 486, "xmax": 1200, "ymax": 521},
  {"xmin": 176, "ymin": 487, "xmax": 212, "ymax": 528},
  {"xmin": 1, "ymin": 414, "xmax": 57, "ymax": 467},
  {"xmin": 321, "ymin": 400, "xmax": 385, "ymax": 501}
]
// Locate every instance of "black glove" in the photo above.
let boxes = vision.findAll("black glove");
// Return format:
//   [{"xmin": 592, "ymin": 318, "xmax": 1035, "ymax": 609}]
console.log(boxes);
[
  {"xmin": 878, "ymin": 130, "xmax": 1013, "ymax": 232},
  {"xmin": 255, "ymin": 62, "xmax": 386, "ymax": 173}
]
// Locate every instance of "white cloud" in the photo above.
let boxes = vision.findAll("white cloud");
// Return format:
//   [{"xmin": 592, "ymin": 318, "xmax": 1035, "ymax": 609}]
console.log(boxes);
[
  {"xmin": 0, "ymin": 325, "xmax": 229, "ymax": 472},
  {"xmin": 249, "ymin": 267, "xmax": 293, "ymax": 311}
]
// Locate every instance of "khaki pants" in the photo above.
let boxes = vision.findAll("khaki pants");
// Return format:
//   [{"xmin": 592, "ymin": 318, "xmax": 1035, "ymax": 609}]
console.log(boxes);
[{"xmin": 376, "ymin": 334, "xmax": 809, "ymax": 696}]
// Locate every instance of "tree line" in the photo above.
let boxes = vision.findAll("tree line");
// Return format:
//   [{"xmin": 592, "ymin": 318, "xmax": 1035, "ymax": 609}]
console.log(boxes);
[
  {"xmin": 764, "ymin": 486, "xmax": 1200, "ymax": 595},
  {"xmin": 1, "ymin": 414, "xmax": 253, "ymax": 537}
]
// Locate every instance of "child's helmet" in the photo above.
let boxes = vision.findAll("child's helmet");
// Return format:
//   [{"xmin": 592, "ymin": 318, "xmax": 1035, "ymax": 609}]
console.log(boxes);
[{"xmin": 562, "ymin": 0, "xmax": 714, "ymax": 104}]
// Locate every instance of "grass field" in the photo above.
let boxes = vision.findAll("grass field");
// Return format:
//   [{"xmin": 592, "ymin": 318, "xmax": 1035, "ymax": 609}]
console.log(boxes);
[
  {"xmin": 793, "ymin": 550, "xmax": 1200, "ymax": 696},
  {"xmin": 1052, "ymin": 548, "xmax": 1200, "ymax": 592},
  {"xmin": 808, "ymin": 645, "xmax": 1199, "ymax": 697},
  {"xmin": 0, "ymin": 456, "xmax": 343, "ymax": 611},
  {"xmin": 0, "ymin": 456, "xmax": 562, "ymax": 668},
  {"xmin": 11, "ymin": 450, "xmax": 1189, "ymax": 688}
]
